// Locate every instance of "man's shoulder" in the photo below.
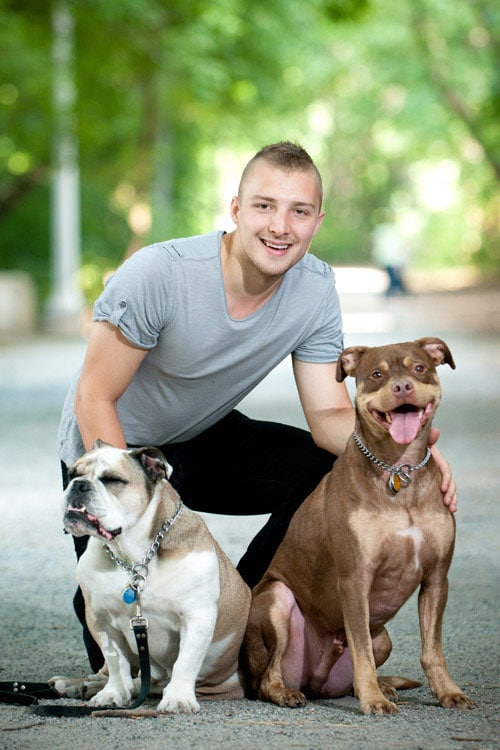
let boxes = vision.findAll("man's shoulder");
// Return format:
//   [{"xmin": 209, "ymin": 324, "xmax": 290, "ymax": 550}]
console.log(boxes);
[
  {"xmin": 293, "ymin": 253, "xmax": 333, "ymax": 280},
  {"xmin": 142, "ymin": 230, "xmax": 223, "ymax": 261}
]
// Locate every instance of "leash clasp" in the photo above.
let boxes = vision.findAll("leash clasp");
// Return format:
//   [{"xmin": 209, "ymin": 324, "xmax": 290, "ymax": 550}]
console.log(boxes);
[
  {"xmin": 130, "ymin": 615, "xmax": 149, "ymax": 630},
  {"xmin": 130, "ymin": 597, "xmax": 148, "ymax": 630}
]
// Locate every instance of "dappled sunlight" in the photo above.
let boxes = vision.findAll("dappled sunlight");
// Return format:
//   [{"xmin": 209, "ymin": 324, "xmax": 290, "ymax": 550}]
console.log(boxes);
[{"xmin": 333, "ymin": 266, "xmax": 388, "ymax": 295}]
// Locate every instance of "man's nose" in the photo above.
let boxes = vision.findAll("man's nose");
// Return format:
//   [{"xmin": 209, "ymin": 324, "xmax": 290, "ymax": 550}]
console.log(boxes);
[{"xmin": 268, "ymin": 210, "xmax": 289, "ymax": 235}]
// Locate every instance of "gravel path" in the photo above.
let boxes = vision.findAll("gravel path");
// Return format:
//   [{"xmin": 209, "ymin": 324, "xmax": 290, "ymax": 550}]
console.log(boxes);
[{"xmin": 0, "ymin": 287, "xmax": 499, "ymax": 749}]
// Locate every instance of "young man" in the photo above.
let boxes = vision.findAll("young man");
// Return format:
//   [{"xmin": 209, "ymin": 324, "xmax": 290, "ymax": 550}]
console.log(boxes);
[{"xmin": 58, "ymin": 142, "xmax": 455, "ymax": 671}]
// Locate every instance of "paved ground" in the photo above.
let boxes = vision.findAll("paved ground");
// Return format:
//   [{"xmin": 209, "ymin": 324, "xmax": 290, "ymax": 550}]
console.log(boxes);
[{"xmin": 0, "ymin": 285, "xmax": 499, "ymax": 749}]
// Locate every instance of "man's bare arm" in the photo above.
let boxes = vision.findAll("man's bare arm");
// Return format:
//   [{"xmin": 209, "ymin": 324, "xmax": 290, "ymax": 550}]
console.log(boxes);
[
  {"xmin": 292, "ymin": 359, "xmax": 355, "ymax": 457},
  {"xmin": 74, "ymin": 321, "xmax": 148, "ymax": 451}
]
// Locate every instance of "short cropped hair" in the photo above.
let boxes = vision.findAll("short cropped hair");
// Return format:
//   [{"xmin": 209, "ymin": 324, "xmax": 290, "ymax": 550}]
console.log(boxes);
[{"xmin": 239, "ymin": 141, "xmax": 323, "ymax": 208}]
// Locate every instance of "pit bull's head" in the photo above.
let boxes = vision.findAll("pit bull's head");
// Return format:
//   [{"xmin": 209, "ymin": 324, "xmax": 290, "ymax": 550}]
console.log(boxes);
[
  {"xmin": 63, "ymin": 442, "xmax": 173, "ymax": 540},
  {"xmin": 336, "ymin": 337, "xmax": 455, "ymax": 445}
]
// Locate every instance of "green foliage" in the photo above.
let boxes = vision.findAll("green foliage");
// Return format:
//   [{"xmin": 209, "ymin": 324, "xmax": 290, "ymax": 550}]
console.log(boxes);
[
  {"xmin": 0, "ymin": 0, "xmax": 498, "ymax": 306},
  {"xmin": 0, "ymin": 183, "xmax": 51, "ymax": 305}
]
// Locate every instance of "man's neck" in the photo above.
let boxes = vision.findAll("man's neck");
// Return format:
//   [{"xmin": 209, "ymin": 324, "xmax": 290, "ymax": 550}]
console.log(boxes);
[{"xmin": 221, "ymin": 232, "xmax": 283, "ymax": 319}]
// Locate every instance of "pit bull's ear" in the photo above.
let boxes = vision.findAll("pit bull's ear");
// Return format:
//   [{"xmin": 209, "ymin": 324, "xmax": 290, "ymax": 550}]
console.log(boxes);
[
  {"xmin": 130, "ymin": 447, "xmax": 173, "ymax": 482},
  {"xmin": 336, "ymin": 347, "xmax": 369, "ymax": 381},
  {"xmin": 415, "ymin": 337, "xmax": 456, "ymax": 369}
]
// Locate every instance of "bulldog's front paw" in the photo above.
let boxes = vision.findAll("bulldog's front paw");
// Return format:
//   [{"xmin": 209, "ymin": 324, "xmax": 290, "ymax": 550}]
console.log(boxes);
[
  {"xmin": 89, "ymin": 685, "xmax": 131, "ymax": 708},
  {"xmin": 157, "ymin": 684, "xmax": 200, "ymax": 714},
  {"xmin": 49, "ymin": 674, "xmax": 107, "ymax": 699}
]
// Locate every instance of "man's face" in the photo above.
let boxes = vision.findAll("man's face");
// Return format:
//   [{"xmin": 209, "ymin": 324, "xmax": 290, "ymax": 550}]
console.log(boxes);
[{"xmin": 229, "ymin": 160, "xmax": 325, "ymax": 279}]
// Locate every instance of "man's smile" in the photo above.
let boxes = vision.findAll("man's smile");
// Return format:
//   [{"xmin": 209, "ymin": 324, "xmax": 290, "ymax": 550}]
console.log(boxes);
[{"xmin": 261, "ymin": 238, "xmax": 292, "ymax": 254}]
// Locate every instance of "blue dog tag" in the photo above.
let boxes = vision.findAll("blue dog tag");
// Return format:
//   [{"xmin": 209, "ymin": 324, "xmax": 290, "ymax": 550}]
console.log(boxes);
[{"xmin": 123, "ymin": 587, "xmax": 137, "ymax": 604}]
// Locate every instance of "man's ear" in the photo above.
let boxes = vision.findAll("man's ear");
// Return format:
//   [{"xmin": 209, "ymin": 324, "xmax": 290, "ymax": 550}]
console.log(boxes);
[{"xmin": 229, "ymin": 195, "xmax": 240, "ymax": 225}]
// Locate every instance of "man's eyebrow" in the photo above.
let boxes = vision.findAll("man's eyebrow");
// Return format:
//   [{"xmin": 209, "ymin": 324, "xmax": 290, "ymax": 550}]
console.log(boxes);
[{"xmin": 250, "ymin": 194, "xmax": 316, "ymax": 209}]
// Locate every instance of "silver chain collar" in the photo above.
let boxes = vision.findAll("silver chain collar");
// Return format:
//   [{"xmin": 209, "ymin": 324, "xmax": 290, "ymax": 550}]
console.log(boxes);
[
  {"xmin": 352, "ymin": 431, "xmax": 431, "ymax": 494},
  {"xmin": 103, "ymin": 500, "xmax": 184, "ymax": 600}
]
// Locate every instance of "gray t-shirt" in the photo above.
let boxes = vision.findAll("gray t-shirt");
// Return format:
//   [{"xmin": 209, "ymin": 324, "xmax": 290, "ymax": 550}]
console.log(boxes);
[{"xmin": 58, "ymin": 230, "xmax": 344, "ymax": 465}]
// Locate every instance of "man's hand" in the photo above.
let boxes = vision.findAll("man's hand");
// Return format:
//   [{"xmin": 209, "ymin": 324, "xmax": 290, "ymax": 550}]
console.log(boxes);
[{"xmin": 429, "ymin": 427, "xmax": 457, "ymax": 512}]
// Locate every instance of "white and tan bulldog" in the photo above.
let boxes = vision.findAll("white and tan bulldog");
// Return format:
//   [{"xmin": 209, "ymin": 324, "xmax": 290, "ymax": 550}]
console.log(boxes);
[{"xmin": 51, "ymin": 442, "xmax": 251, "ymax": 713}]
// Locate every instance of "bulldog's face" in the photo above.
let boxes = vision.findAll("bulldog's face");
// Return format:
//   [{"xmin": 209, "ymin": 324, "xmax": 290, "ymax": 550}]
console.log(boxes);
[{"xmin": 63, "ymin": 443, "xmax": 173, "ymax": 540}]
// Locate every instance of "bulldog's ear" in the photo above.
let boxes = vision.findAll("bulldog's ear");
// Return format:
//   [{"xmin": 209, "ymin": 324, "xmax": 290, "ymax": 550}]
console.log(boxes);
[
  {"xmin": 415, "ymin": 337, "xmax": 456, "ymax": 369},
  {"xmin": 93, "ymin": 439, "xmax": 113, "ymax": 450},
  {"xmin": 336, "ymin": 346, "xmax": 369, "ymax": 382},
  {"xmin": 131, "ymin": 447, "xmax": 173, "ymax": 483}
]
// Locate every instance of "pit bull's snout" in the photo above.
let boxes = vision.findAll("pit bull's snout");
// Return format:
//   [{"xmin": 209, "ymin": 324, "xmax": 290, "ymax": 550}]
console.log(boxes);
[{"xmin": 391, "ymin": 379, "xmax": 414, "ymax": 398}]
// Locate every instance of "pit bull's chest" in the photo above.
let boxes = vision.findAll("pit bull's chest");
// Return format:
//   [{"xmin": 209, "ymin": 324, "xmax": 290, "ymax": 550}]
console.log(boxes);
[{"xmin": 351, "ymin": 507, "xmax": 455, "ymax": 623}]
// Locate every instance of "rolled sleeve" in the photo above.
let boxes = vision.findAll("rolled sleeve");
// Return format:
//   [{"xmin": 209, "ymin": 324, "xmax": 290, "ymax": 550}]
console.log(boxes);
[{"xmin": 92, "ymin": 245, "xmax": 173, "ymax": 349}]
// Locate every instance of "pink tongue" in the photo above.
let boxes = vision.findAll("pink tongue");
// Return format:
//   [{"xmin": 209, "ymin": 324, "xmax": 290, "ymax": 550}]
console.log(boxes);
[{"xmin": 389, "ymin": 411, "xmax": 421, "ymax": 444}]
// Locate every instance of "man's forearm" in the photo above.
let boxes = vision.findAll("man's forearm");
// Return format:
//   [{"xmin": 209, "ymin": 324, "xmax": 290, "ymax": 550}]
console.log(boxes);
[
  {"xmin": 309, "ymin": 407, "xmax": 356, "ymax": 456},
  {"xmin": 75, "ymin": 396, "xmax": 128, "ymax": 453}
]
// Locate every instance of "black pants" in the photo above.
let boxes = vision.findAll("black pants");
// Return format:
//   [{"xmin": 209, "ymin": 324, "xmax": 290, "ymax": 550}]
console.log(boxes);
[{"xmin": 64, "ymin": 410, "xmax": 335, "ymax": 672}]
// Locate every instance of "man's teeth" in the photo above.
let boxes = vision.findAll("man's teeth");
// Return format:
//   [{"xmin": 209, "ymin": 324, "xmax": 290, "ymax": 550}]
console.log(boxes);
[{"xmin": 264, "ymin": 240, "xmax": 288, "ymax": 250}]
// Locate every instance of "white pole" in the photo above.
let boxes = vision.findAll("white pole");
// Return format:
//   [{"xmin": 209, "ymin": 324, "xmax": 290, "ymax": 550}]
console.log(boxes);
[{"xmin": 45, "ymin": 0, "xmax": 84, "ymax": 332}]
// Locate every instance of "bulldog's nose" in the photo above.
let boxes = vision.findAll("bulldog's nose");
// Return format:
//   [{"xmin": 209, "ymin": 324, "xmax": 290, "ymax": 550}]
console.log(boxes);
[
  {"xmin": 392, "ymin": 379, "xmax": 414, "ymax": 397},
  {"xmin": 71, "ymin": 479, "xmax": 92, "ymax": 494}
]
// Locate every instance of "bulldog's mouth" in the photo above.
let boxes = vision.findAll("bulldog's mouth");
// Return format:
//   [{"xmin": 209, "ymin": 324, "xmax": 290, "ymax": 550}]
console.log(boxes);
[
  {"xmin": 65, "ymin": 506, "xmax": 122, "ymax": 541},
  {"xmin": 370, "ymin": 402, "xmax": 434, "ymax": 444}
]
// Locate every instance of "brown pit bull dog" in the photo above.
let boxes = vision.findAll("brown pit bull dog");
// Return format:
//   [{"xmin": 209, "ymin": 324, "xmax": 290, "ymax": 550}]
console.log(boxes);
[{"xmin": 242, "ymin": 337, "xmax": 475, "ymax": 715}]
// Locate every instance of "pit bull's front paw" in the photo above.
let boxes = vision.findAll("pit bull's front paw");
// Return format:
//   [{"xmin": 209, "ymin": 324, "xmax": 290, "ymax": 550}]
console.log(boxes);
[
  {"xmin": 157, "ymin": 685, "xmax": 200, "ymax": 714},
  {"xmin": 360, "ymin": 695, "xmax": 398, "ymax": 716},
  {"xmin": 439, "ymin": 691, "xmax": 476, "ymax": 710},
  {"xmin": 260, "ymin": 686, "xmax": 307, "ymax": 708}
]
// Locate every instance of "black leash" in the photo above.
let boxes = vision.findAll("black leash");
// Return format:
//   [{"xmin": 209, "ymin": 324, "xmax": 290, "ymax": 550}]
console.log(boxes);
[
  {"xmin": 1, "ymin": 618, "xmax": 151, "ymax": 718},
  {"xmin": 0, "ymin": 682, "xmax": 61, "ymax": 706}
]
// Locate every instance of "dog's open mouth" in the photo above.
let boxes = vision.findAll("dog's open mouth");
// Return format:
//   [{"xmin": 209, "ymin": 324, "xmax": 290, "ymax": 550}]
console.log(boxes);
[
  {"xmin": 370, "ymin": 402, "xmax": 434, "ymax": 444},
  {"xmin": 64, "ymin": 507, "xmax": 122, "ymax": 541}
]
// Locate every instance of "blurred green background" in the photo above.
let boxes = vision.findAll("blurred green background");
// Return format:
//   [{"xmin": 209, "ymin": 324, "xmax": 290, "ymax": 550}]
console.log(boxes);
[{"xmin": 1, "ymin": 0, "xmax": 499, "ymax": 312}]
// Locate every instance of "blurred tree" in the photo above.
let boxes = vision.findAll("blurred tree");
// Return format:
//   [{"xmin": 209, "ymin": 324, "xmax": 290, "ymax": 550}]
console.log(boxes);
[
  {"xmin": 313, "ymin": 0, "xmax": 499, "ymax": 276},
  {"xmin": 0, "ymin": 0, "xmax": 498, "ymax": 308}
]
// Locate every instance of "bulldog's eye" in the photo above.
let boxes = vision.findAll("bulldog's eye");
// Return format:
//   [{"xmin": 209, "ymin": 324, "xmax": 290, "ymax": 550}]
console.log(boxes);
[{"xmin": 101, "ymin": 475, "xmax": 127, "ymax": 486}]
